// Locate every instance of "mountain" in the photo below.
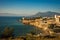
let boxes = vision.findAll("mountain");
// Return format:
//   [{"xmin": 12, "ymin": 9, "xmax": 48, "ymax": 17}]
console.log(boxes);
[
  {"xmin": 0, "ymin": 11, "xmax": 60, "ymax": 17},
  {"xmin": 33, "ymin": 11, "xmax": 60, "ymax": 17},
  {"xmin": 0, "ymin": 13, "xmax": 22, "ymax": 16},
  {"xmin": 0, "ymin": 13, "xmax": 15, "ymax": 16}
]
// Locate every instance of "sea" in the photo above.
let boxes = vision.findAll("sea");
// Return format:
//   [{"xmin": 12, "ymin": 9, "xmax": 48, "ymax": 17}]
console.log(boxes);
[{"xmin": 0, "ymin": 16, "xmax": 41, "ymax": 37}]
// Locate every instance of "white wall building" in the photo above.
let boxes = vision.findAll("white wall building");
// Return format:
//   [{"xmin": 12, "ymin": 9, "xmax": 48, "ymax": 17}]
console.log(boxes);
[{"xmin": 55, "ymin": 15, "xmax": 60, "ymax": 26}]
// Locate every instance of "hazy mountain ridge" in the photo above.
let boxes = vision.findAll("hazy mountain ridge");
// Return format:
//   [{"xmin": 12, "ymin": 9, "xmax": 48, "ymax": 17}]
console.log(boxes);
[
  {"xmin": 0, "ymin": 13, "xmax": 22, "ymax": 16},
  {"xmin": 0, "ymin": 11, "xmax": 60, "ymax": 17},
  {"xmin": 33, "ymin": 11, "xmax": 60, "ymax": 17}
]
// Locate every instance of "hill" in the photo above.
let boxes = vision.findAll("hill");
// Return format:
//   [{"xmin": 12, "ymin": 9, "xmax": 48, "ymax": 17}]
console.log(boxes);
[{"xmin": 33, "ymin": 11, "xmax": 60, "ymax": 17}]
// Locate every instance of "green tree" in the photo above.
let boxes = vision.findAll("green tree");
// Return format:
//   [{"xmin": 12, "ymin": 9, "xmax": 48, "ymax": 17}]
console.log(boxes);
[{"xmin": 49, "ymin": 24, "xmax": 56, "ymax": 29}]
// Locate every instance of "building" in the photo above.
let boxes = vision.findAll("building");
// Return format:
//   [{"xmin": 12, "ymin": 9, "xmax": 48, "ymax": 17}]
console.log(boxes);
[{"xmin": 55, "ymin": 15, "xmax": 60, "ymax": 26}]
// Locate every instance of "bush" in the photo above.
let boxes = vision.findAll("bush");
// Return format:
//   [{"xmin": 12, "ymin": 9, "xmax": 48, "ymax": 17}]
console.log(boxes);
[{"xmin": 0, "ymin": 27, "xmax": 14, "ymax": 38}]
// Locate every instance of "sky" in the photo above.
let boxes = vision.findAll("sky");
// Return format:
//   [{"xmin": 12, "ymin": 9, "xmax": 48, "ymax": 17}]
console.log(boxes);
[{"xmin": 0, "ymin": 0, "xmax": 60, "ymax": 16}]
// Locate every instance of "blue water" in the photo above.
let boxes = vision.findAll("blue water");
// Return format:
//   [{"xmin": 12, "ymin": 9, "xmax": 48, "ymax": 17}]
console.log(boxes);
[{"xmin": 0, "ymin": 16, "xmax": 40, "ymax": 36}]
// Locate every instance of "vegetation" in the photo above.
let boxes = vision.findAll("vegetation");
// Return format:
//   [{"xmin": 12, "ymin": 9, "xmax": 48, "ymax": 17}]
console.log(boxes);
[
  {"xmin": 48, "ymin": 24, "xmax": 56, "ymax": 29},
  {"xmin": 0, "ymin": 27, "xmax": 14, "ymax": 39},
  {"xmin": 0, "ymin": 26, "xmax": 60, "ymax": 40}
]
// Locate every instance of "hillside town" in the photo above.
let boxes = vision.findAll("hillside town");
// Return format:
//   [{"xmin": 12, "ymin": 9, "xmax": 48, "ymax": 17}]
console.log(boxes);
[{"xmin": 22, "ymin": 15, "xmax": 60, "ymax": 36}]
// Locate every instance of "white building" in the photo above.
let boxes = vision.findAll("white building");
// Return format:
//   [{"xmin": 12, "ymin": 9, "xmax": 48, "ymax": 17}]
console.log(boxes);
[{"xmin": 55, "ymin": 15, "xmax": 60, "ymax": 26}]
